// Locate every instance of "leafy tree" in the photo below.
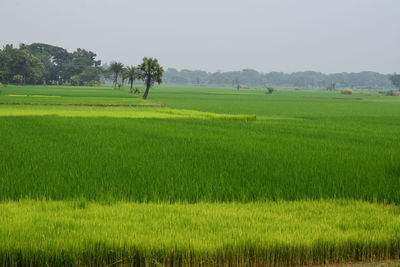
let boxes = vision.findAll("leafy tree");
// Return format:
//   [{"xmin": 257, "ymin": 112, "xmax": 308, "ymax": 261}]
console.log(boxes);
[
  {"xmin": 23, "ymin": 43, "xmax": 71, "ymax": 84},
  {"xmin": 137, "ymin": 57, "xmax": 164, "ymax": 99},
  {"xmin": 124, "ymin": 66, "xmax": 140, "ymax": 89},
  {"xmin": 389, "ymin": 74, "xmax": 400, "ymax": 90},
  {"xmin": 64, "ymin": 48, "xmax": 101, "ymax": 84},
  {"xmin": 109, "ymin": 62, "xmax": 124, "ymax": 89},
  {"xmin": 0, "ymin": 43, "xmax": 101, "ymax": 86},
  {"xmin": 0, "ymin": 45, "xmax": 45, "ymax": 84}
]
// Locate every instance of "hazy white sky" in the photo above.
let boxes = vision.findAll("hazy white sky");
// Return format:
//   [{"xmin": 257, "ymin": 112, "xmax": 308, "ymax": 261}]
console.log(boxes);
[{"xmin": 1, "ymin": 0, "xmax": 399, "ymax": 73}]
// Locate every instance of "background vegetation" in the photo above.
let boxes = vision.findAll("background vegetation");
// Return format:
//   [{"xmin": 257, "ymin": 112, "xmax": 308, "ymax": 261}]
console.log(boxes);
[{"xmin": 1, "ymin": 43, "xmax": 399, "ymax": 90}]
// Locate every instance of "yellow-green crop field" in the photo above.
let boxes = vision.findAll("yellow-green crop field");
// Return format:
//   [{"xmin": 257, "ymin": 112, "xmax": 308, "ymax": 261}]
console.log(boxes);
[{"xmin": 0, "ymin": 85, "xmax": 399, "ymax": 266}]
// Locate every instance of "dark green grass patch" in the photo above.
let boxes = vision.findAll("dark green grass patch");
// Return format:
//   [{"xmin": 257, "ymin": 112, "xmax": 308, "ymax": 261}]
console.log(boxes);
[{"xmin": 0, "ymin": 114, "xmax": 399, "ymax": 202}]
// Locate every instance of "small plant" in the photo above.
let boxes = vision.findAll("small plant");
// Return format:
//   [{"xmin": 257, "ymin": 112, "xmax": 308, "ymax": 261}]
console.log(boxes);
[
  {"xmin": 266, "ymin": 87, "xmax": 275, "ymax": 94},
  {"xmin": 341, "ymin": 89, "xmax": 353, "ymax": 95},
  {"xmin": 129, "ymin": 87, "xmax": 141, "ymax": 94}
]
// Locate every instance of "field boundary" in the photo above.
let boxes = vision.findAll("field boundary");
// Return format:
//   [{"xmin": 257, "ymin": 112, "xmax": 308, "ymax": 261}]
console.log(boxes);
[{"xmin": 0, "ymin": 102, "xmax": 165, "ymax": 108}]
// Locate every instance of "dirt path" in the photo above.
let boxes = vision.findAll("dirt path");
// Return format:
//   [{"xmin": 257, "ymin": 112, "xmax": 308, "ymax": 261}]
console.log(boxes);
[{"xmin": 310, "ymin": 260, "xmax": 400, "ymax": 267}]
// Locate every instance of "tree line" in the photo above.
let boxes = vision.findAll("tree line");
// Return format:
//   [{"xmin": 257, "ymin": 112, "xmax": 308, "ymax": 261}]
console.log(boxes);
[
  {"xmin": 0, "ymin": 43, "xmax": 102, "ymax": 86},
  {"xmin": 0, "ymin": 43, "xmax": 164, "ymax": 99},
  {"xmin": 1, "ymin": 42, "xmax": 399, "ymax": 91},
  {"xmin": 164, "ymin": 68, "xmax": 400, "ymax": 89},
  {"xmin": 108, "ymin": 58, "xmax": 163, "ymax": 99}
]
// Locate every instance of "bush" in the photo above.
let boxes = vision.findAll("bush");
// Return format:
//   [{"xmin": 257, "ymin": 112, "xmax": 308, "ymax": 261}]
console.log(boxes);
[
  {"xmin": 378, "ymin": 90, "xmax": 399, "ymax": 96},
  {"xmin": 266, "ymin": 87, "xmax": 275, "ymax": 94},
  {"xmin": 340, "ymin": 89, "xmax": 353, "ymax": 95},
  {"xmin": 386, "ymin": 90, "xmax": 400, "ymax": 96}
]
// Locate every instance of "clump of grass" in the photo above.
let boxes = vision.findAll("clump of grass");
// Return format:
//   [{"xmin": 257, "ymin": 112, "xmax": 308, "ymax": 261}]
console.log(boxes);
[
  {"xmin": 70, "ymin": 197, "xmax": 88, "ymax": 209},
  {"xmin": 341, "ymin": 89, "xmax": 353, "ymax": 95}
]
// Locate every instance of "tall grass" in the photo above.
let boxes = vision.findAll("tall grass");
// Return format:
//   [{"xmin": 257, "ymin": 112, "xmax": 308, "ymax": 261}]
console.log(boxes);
[{"xmin": 1, "ymin": 200, "xmax": 400, "ymax": 266}]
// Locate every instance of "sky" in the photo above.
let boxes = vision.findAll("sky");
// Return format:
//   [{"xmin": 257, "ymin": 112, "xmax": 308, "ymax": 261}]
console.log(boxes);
[{"xmin": 1, "ymin": 0, "xmax": 399, "ymax": 74}]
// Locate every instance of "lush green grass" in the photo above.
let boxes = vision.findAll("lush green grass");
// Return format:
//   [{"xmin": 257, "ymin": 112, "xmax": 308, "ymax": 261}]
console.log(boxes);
[
  {"xmin": 1, "ymin": 85, "xmax": 400, "ymax": 265},
  {"xmin": 1, "ymin": 200, "xmax": 400, "ymax": 266},
  {"xmin": 0, "ymin": 87, "xmax": 399, "ymax": 202}
]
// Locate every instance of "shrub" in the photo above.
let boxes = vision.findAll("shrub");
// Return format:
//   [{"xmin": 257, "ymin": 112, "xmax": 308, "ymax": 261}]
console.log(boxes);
[
  {"xmin": 341, "ymin": 89, "xmax": 353, "ymax": 95},
  {"xmin": 266, "ymin": 87, "xmax": 275, "ymax": 94},
  {"xmin": 386, "ymin": 90, "xmax": 400, "ymax": 96},
  {"xmin": 378, "ymin": 90, "xmax": 399, "ymax": 96}
]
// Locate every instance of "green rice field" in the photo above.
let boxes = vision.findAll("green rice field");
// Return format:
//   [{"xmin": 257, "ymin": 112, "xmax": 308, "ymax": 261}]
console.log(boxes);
[{"xmin": 0, "ymin": 85, "xmax": 399, "ymax": 265}]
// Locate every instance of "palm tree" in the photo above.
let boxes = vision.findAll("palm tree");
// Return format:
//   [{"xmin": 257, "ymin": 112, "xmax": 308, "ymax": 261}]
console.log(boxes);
[
  {"xmin": 137, "ymin": 57, "xmax": 164, "ymax": 99},
  {"xmin": 124, "ymin": 66, "xmax": 139, "ymax": 89},
  {"xmin": 108, "ymin": 62, "xmax": 124, "ymax": 89}
]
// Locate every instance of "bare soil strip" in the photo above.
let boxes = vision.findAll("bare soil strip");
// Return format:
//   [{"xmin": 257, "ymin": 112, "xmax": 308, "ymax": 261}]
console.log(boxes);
[{"xmin": 310, "ymin": 259, "xmax": 400, "ymax": 267}]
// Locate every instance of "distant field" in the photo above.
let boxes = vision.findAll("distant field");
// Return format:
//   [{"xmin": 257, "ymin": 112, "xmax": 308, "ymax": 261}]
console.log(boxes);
[{"xmin": 0, "ymin": 85, "xmax": 399, "ymax": 265}]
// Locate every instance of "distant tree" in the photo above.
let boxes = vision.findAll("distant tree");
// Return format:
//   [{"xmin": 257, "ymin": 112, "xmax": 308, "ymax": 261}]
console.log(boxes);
[
  {"xmin": 70, "ymin": 75, "xmax": 81, "ymax": 86},
  {"xmin": 64, "ymin": 48, "xmax": 101, "ymax": 85},
  {"xmin": 109, "ymin": 62, "xmax": 124, "ymax": 89},
  {"xmin": 326, "ymin": 81, "xmax": 336, "ymax": 91},
  {"xmin": 266, "ymin": 87, "xmax": 275, "ymax": 94},
  {"xmin": 137, "ymin": 57, "xmax": 164, "ymax": 100},
  {"xmin": 124, "ymin": 66, "xmax": 139, "ymax": 89},
  {"xmin": 13, "ymin": 74, "xmax": 24, "ymax": 85},
  {"xmin": 389, "ymin": 74, "xmax": 400, "ymax": 90},
  {"xmin": 23, "ymin": 43, "xmax": 71, "ymax": 84},
  {"xmin": 0, "ymin": 45, "xmax": 45, "ymax": 84}
]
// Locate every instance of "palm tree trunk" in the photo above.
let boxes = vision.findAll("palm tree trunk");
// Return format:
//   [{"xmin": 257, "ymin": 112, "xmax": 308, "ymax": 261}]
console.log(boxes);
[
  {"xmin": 142, "ymin": 85, "xmax": 150, "ymax": 99},
  {"xmin": 142, "ymin": 78, "xmax": 151, "ymax": 99},
  {"xmin": 113, "ymin": 72, "xmax": 117, "ymax": 89}
]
